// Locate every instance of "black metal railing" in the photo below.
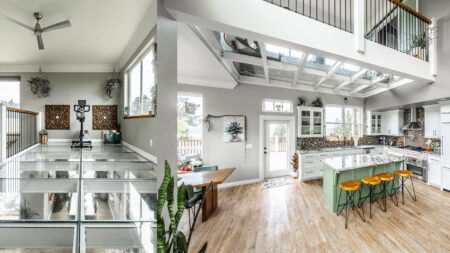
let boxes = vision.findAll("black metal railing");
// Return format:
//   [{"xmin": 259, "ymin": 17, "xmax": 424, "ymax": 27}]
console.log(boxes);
[
  {"xmin": 265, "ymin": 0, "xmax": 354, "ymax": 33},
  {"xmin": 365, "ymin": 0, "xmax": 431, "ymax": 61},
  {"xmin": 6, "ymin": 107, "xmax": 38, "ymax": 157}
]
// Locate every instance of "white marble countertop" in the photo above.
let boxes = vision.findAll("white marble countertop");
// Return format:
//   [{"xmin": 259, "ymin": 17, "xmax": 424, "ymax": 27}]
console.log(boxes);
[
  {"xmin": 322, "ymin": 154, "xmax": 404, "ymax": 172},
  {"xmin": 298, "ymin": 145, "xmax": 381, "ymax": 154}
]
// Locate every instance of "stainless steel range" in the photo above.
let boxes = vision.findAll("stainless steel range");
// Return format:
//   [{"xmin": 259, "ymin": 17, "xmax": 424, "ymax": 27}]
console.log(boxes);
[{"xmin": 386, "ymin": 146, "xmax": 428, "ymax": 182}]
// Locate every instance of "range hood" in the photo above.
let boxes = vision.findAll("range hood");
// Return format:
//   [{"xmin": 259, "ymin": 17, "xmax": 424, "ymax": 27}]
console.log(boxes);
[{"xmin": 402, "ymin": 106, "xmax": 423, "ymax": 130}]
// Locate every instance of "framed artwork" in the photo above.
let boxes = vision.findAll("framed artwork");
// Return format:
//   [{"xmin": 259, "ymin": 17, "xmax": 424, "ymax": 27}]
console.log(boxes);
[
  {"xmin": 45, "ymin": 105, "xmax": 70, "ymax": 130},
  {"xmin": 92, "ymin": 105, "xmax": 118, "ymax": 130},
  {"xmin": 223, "ymin": 116, "xmax": 246, "ymax": 142}
]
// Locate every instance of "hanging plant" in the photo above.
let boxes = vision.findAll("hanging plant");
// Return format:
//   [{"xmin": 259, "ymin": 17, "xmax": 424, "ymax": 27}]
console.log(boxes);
[
  {"xmin": 105, "ymin": 68, "xmax": 121, "ymax": 99},
  {"xmin": 27, "ymin": 68, "xmax": 51, "ymax": 97}
]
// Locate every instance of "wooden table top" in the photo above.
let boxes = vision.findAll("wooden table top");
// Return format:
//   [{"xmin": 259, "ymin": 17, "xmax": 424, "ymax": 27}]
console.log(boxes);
[{"xmin": 178, "ymin": 168, "xmax": 235, "ymax": 187}]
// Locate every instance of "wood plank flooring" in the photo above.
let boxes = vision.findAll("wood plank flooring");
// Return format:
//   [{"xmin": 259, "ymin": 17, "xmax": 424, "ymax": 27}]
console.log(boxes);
[{"xmin": 180, "ymin": 179, "xmax": 450, "ymax": 252}]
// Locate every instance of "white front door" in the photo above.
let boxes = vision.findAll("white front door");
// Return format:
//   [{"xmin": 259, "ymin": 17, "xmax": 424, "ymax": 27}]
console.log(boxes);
[{"xmin": 264, "ymin": 120, "xmax": 290, "ymax": 178}]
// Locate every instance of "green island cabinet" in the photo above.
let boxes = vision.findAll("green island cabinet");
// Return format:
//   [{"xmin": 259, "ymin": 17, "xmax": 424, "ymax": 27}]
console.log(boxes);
[{"xmin": 322, "ymin": 159, "xmax": 403, "ymax": 212}]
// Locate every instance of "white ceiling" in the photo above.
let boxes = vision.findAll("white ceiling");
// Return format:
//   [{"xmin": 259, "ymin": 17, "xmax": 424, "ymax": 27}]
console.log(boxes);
[
  {"xmin": 177, "ymin": 22, "xmax": 237, "ymax": 89},
  {"xmin": 0, "ymin": 0, "xmax": 154, "ymax": 71}
]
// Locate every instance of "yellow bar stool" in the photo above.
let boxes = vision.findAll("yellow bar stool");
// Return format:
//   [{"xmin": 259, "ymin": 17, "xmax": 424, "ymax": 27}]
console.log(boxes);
[
  {"xmin": 358, "ymin": 176, "xmax": 382, "ymax": 218},
  {"xmin": 394, "ymin": 170, "xmax": 417, "ymax": 205},
  {"xmin": 336, "ymin": 180, "xmax": 365, "ymax": 229},
  {"xmin": 376, "ymin": 173, "xmax": 398, "ymax": 212}
]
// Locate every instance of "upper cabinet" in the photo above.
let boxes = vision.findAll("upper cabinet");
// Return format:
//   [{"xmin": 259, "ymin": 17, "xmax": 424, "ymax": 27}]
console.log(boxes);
[
  {"xmin": 298, "ymin": 106, "xmax": 324, "ymax": 137},
  {"xmin": 366, "ymin": 110, "xmax": 403, "ymax": 136},
  {"xmin": 382, "ymin": 110, "xmax": 404, "ymax": 136},
  {"xmin": 367, "ymin": 112, "xmax": 383, "ymax": 135},
  {"xmin": 424, "ymin": 105, "xmax": 441, "ymax": 138}
]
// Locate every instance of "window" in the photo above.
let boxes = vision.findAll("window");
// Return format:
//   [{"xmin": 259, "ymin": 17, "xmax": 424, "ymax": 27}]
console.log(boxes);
[
  {"xmin": 126, "ymin": 45, "xmax": 156, "ymax": 117},
  {"xmin": 262, "ymin": 99, "xmax": 293, "ymax": 113},
  {"xmin": 325, "ymin": 105, "xmax": 362, "ymax": 140},
  {"xmin": 177, "ymin": 94, "xmax": 203, "ymax": 164},
  {"xmin": 0, "ymin": 78, "xmax": 20, "ymax": 108}
]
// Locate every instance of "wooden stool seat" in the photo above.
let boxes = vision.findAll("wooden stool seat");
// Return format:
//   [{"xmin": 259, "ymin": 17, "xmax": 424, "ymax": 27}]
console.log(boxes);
[
  {"xmin": 394, "ymin": 170, "xmax": 412, "ymax": 177},
  {"xmin": 377, "ymin": 173, "xmax": 394, "ymax": 181},
  {"xmin": 339, "ymin": 180, "xmax": 360, "ymax": 191},
  {"xmin": 362, "ymin": 176, "xmax": 381, "ymax": 186}
]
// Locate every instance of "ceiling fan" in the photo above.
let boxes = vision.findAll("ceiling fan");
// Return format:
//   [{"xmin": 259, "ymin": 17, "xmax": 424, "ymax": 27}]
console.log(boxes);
[{"xmin": 0, "ymin": 12, "xmax": 71, "ymax": 50}]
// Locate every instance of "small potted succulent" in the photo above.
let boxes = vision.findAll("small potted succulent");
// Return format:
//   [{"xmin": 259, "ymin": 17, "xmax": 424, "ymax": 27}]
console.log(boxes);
[
  {"xmin": 123, "ymin": 106, "xmax": 130, "ymax": 117},
  {"xmin": 39, "ymin": 129, "xmax": 48, "ymax": 144}
]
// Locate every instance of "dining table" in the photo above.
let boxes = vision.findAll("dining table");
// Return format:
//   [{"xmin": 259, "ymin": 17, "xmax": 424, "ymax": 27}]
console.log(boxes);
[{"xmin": 178, "ymin": 167, "xmax": 235, "ymax": 222}]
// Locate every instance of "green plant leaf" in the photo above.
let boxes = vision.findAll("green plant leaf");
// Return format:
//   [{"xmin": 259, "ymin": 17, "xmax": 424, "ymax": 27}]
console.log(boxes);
[
  {"xmin": 157, "ymin": 215, "xmax": 166, "ymax": 253},
  {"xmin": 175, "ymin": 231, "xmax": 188, "ymax": 253},
  {"xmin": 176, "ymin": 183, "xmax": 186, "ymax": 224},
  {"xmin": 198, "ymin": 242, "xmax": 208, "ymax": 253},
  {"xmin": 166, "ymin": 175, "xmax": 175, "ymax": 244},
  {"xmin": 157, "ymin": 161, "xmax": 172, "ymax": 217}
]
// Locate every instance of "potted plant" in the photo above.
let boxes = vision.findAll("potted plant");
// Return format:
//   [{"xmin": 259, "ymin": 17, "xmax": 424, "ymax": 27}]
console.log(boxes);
[
  {"xmin": 39, "ymin": 129, "xmax": 48, "ymax": 144},
  {"xmin": 123, "ymin": 106, "xmax": 130, "ymax": 117},
  {"xmin": 297, "ymin": 97, "xmax": 306, "ymax": 106},
  {"xmin": 18, "ymin": 200, "xmax": 38, "ymax": 219},
  {"xmin": 410, "ymin": 32, "xmax": 428, "ymax": 59},
  {"xmin": 225, "ymin": 121, "xmax": 244, "ymax": 142},
  {"xmin": 311, "ymin": 97, "xmax": 323, "ymax": 107}
]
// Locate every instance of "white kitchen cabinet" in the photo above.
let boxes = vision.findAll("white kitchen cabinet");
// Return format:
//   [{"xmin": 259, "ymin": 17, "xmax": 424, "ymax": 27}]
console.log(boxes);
[
  {"xmin": 297, "ymin": 106, "xmax": 324, "ymax": 138},
  {"xmin": 367, "ymin": 112, "xmax": 383, "ymax": 135},
  {"xmin": 428, "ymin": 155, "xmax": 441, "ymax": 188},
  {"xmin": 382, "ymin": 110, "xmax": 404, "ymax": 136},
  {"xmin": 424, "ymin": 105, "xmax": 441, "ymax": 138},
  {"xmin": 443, "ymin": 167, "xmax": 450, "ymax": 191}
]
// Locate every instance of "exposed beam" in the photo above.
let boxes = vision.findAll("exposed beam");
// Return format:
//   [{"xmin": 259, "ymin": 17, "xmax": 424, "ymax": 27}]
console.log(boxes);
[
  {"xmin": 239, "ymin": 75, "xmax": 365, "ymax": 97},
  {"xmin": 259, "ymin": 42, "xmax": 269, "ymax": 83},
  {"xmin": 350, "ymin": 84, "xmax": 370, "ymax": 94},
  {"xmin": 364, "ymin": 78, "xmax": 413, "ymax": 97},
  {"xmin": 314, "ymin": 61, "xmax": 342, "ymax": 89},
  {"xmin": 292, "ymin": 53, "xmax": 308, "ymax": 87},
  {"xmin": 334, "ymin": 68, "xmax": 367, "ymax": 91}
]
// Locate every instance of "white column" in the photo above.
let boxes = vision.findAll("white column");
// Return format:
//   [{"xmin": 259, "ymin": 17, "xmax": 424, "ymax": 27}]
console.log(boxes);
[
  {"xmin": 430, "ymin": 17, "xmax": 437, "ymax": 77},
  {"xmin": 354, "ymin": 0, "xmax": 365, "ymax": 54},
  {"xmin": 0, "ymin": 105, "xmax": 6, "ymax": 163}
]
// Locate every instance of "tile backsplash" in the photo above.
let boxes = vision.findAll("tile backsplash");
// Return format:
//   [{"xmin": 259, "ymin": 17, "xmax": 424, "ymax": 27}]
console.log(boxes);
[{"xmin": 297, "ymin": 107, "xmax": 440, "ymax": 151}]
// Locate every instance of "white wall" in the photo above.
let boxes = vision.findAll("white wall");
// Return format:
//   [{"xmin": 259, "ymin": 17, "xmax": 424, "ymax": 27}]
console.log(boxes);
[{"xmin": 178, "ymin": 83, "xmax": 364, "ymax": 183}]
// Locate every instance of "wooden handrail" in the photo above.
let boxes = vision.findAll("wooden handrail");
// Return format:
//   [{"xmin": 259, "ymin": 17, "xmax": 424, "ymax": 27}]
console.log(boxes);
[
  {"xmin": 389, "ymin": 0, "xmax": 431, "ymax": 24},
  {"xmin": 6, "ymin": 107, "xmax": 39, "ymax": 115}
]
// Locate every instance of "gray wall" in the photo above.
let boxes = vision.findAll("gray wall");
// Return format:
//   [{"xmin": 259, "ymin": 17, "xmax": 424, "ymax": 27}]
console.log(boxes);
[
  {"xmin": 365, "ymin": 0, "xmax": 450, "ymax": 110},
  {"xmin": 1, "ymin": 72, "xmax": 117, "ymax": 139},
  {"xmin": 178, "ymin": 83, "xmax": 364, "ymax": 183}
]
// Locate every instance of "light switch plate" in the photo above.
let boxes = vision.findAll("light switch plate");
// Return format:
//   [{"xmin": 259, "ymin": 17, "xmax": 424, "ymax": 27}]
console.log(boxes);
[{"xmin": 246, "ymin": 144, "xmax": 253, "ymax": 149}]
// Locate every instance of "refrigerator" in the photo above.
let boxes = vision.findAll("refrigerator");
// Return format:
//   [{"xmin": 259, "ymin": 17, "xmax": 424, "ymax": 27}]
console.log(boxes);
[{"xmin": 442, "ymin": 123, "xmax": 450, "ymax": 190}]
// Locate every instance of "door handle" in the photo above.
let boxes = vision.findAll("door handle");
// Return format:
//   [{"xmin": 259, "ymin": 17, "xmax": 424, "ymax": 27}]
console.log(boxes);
[{"xmin": 264, "ymin": 147, "xmax": 267, "ymax": 154}]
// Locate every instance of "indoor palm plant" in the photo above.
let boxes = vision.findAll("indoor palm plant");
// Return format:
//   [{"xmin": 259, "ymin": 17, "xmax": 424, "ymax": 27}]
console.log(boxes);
[{"xmin": 157, "ymin": 160, "xmax": 210, "ymax": 253}]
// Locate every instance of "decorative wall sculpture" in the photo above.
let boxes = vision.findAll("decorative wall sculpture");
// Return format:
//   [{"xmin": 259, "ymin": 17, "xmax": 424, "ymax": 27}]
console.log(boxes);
[
  {"xmin": 45, "ymin": 105, "xmax": 70, "ymax": 130},
  {"xmin": 92, "ymin": 105, "xmax": 118, "ymax": 130}
]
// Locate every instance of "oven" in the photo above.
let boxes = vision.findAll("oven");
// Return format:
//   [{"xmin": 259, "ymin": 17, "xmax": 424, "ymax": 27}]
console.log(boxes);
[{"xmin": 404, "ymin": 158, "xmax": 428, "ymax": 182}]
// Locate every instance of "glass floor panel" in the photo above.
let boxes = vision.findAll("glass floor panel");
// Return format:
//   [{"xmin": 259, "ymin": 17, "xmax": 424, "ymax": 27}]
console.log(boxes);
[{"xmin": 0, "ymin": 144, "xmax": 156, "ymax": 252}]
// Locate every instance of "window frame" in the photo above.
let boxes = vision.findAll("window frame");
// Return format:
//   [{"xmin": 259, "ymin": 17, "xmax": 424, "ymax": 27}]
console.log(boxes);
[
  {"xmin": 177, "ymin": 92, "xmax": 204, "ymax": 161},
  {"xmin": 124, "ymin": 38, "xmax": 156, "ymax": 119},
  {"xmin": 325, "ymin": 104, "xmax": 363, "ymax": 140},
  {"xmin": 262, "ymin": 99, "xmax": 294, "ymax": 113}
]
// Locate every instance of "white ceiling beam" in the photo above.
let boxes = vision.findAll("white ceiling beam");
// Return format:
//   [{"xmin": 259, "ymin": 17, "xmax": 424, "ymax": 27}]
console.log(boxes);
[
  {"xmin": 259, "ymin": 42, "xmax": 269, "ymax": 83},
  {"xmin": 363, "ymin": 78, "xmax": 413, "ymax": 97},
  {"xmin": 314, "ymin": 61, "xmax": 342, "ymax": 89},
  {"xmin": 292, "ymin": 53, "xmax": 308, "ymax": 87},
  {"xmin": 239, "ymin": 75, "xmax": 365, "ymax": 97},
  {"xmin": 334, "ymin": 68, "xmax": 367, "ymax": 91}
]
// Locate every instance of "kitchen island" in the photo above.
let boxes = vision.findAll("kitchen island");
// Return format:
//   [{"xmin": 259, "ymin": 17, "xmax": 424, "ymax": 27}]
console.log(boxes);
[{"xmin": 322, "ymin": 154, "xmax": 404, "ymax": 212}]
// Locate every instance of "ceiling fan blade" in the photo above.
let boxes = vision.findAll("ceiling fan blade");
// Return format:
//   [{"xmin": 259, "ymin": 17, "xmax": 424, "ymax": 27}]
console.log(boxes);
[
  {"xmin": 42, "ymin": 20, "xmax": 71, "ymax": 32},
  {"xmin": 37, "ymin": 35, "xmax": 44, "ymax": 50},
  {"xmin": 0, "ymin": 13, "xmax": 34, "ymax": 32}
]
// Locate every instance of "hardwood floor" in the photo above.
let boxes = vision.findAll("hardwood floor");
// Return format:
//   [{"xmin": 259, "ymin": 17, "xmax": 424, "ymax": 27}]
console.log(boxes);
[{"xmin": 180, "ymin": 179, "xmax": 450, "ymax": 252}]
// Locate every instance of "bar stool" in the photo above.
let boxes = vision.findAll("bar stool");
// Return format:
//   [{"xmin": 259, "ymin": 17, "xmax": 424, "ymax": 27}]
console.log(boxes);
[
  {"xmin": 358, "ymin": 176, "xmax": 382, "ymax": 218},
  {"xmin": 394, "ymin": 170, "xmax": 417, "ymax": 205},
  {"xmin": 376, "ymin": 173, "xmax": 398, "ymax": 212},
  {"xmin": 336, "ymin": 180, "xmax": 365, "ymax": 229}
]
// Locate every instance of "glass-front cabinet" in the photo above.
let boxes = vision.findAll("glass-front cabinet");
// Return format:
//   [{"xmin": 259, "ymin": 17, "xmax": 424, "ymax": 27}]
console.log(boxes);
[
  {"xmin": 298, "ymin": 106, "xmax": 324, "ymax": 137},
  {"xmin": 368, "ymin": 112, "xmax": 382, "ymax": 135}
]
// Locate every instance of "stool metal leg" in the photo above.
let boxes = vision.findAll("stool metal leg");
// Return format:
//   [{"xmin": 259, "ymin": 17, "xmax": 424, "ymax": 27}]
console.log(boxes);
[{"xmin": 336, "ymin": 188, "xmax": 343, "ymax": 216}]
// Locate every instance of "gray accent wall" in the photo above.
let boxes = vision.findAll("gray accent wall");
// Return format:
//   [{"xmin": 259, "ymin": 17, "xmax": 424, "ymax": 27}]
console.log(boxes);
[
  {"xmin": 178, "ymin": 83, "xmax": 364, "ymax": 184},
  {"xmin": 365, "ymin": 0, "xmax": 450, "ymax": 110},
  {"xmin": 1, "ymin": 72, "xmax": 117, "ymax": 140}
]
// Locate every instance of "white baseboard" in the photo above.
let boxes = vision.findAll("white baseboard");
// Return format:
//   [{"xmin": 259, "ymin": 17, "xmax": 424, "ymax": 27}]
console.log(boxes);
[
  {"xmin": 122, "ymin": 141, "xmax": 157, "ymax": 164},
  {"xmin": 218, "ymin": 178, "xmax": 261, "ymax": 189},
  {"xmin": 48, "ymin": 138, "xmax": 102, "ymax": 143}
]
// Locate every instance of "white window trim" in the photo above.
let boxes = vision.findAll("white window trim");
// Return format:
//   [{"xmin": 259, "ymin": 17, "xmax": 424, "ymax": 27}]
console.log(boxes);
[
  {"xmin": 262, "ymin": 99, "xmax": 294, "ymax": 113},
  {"xmin": 325, "ymin": 104, "xmax": 363, "ymax": 139},
  {"xmin": 125, "ymin": 44, "xmax": 156, "ymax": 116}
]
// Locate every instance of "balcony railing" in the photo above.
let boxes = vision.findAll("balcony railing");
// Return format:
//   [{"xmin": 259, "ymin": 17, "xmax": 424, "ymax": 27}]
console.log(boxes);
[
  {"xmin": 4, "ymin": 107, "xmax": 38, "ymax": 158},
  {"xmin": 365, "ymin": 0, "xmax": 431, "ymax": 61},
  {"xmin": 177, "ymin": 139, "xmax": 202, "ymax": 157},
  {"xmin": 265, "ymin": 0, "xmax": 354, "ymax": 33}
]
